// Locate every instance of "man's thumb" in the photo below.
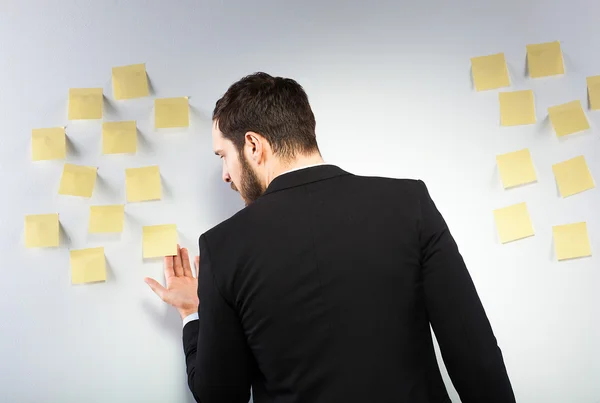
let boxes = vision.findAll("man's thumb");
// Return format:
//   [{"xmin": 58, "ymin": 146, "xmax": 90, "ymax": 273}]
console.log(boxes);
[{"xmin": 145, "ymin": 277, "xmax": 167, "ymax": 300}]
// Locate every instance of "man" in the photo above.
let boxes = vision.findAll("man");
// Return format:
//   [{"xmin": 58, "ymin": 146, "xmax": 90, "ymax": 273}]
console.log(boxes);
[{"xmin": 144, "ymin": 72, "xmax": 516, "ymax": 403}]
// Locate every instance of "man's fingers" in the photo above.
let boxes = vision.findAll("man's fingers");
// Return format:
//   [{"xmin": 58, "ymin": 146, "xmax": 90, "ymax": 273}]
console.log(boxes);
[
  {"xmin": 144, "ymin": 277, "xmax": 167, "ymax": 300},
  {"xmin": 181, "ymin": 247, "xmax": 193, "ymax": 278},
  {"xmin": 173, "ymin": 244, "xmax": 184, "ymax": 276},
  {"xmin": 194, "ymin": 256, "xmax": 200, "ymax": 278},
  {"xmin": 164, "ymin": 255, "xmax": 175, "ymax": 279}
]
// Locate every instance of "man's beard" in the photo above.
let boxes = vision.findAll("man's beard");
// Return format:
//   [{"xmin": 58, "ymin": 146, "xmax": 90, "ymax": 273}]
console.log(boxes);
[{"xmin": 231, "ymin": 154, "xmax": 266, "ymax": 206}]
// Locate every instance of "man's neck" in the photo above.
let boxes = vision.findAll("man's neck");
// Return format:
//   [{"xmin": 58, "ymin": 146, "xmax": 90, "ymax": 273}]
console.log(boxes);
[{"xmin": 265, "ymin": 153, "xmax": 326, "ymax": 187}]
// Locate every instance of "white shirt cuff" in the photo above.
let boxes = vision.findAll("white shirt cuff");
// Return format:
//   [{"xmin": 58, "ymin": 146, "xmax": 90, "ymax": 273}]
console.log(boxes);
[{"xmin": 182, "ymin": 313, "xmax": 199, "ymax": 328}]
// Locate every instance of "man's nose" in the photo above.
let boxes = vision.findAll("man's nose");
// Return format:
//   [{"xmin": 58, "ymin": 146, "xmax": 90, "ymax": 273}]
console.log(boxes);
[{"xmin": 222, "ymin": 172, "xmax": 231, "ymax": 183}]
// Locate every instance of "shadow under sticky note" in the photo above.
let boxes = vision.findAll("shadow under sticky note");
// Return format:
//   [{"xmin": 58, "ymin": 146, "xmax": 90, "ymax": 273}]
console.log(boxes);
[
  {"xmin": 586, "ymin": 75, "xmax": 600, "ymax": 111},
  {"xmin": 89, "ymin": 205, "xmax": 125, "ymax": 233},
  {"xmin": 70, "ymin": 247, "xmax": 106, "ymax": 284},
  {"xmin": 143, "ymin": 224, "xmax": 177, "ymax": 258},
  {"xmin": 553, "ymin": 222, "xmax": 592, "ymax": 261},
  {"xmin": 155, "ymin": 97, "xmax": 189, "ymax": 128},
  {"xmin": 547, "ymin": 100, "xmax": 589, "ymax": 137},
  {"xmin": 125, "ymin": 166, "xmax": 161, "ymax": 202},
  {"xmin": 493, "ymin": 202, "xmax": 535, "ymax": 244},
  {"xmin": 31, "ymin": 127, "xmax": 66, "ymax": 161},
  {"xmin": 58, "ymin": 163, "xmax": 97, "ymax": 197},
  {"xmin": 68, "ymin": 88, "xmax": 103, "ymax": 120},
  {"xmin": 25, "ymin": 213, "xmax": 59, "ymax": 248},
  {"xmin": 526, "ymin": 41, "xmax": 565, "ymax": 78},
  {"xmin": 496, "ymin": 148, "xmax": 537, "ymax": 188},
  {"xmin": 499, "ymin": 90, "xmax": 536, "ymax": 126},
  {"xmin": 112, "ymin": 63, "xmax": 149, "ymax": 100},
  {"xmin": 552, "ymin": 155, "xmax": 595, "ymax": 198},
  {"xmin": 102, "ymin": 121, "xmax": 137, "ymax": 154},
  {"xmin": 470, "ymin": 52, "xmax": 510, "ymax": 91}
]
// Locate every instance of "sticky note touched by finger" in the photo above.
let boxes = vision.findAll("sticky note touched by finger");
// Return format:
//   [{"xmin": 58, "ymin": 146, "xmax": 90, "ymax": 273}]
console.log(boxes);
[
  {"xmin": 143, "ymin": 224, "xmax": 177, "ymax": 258},
  {"xmin": 68, "ymin": 88, "xmax": 103, "ymax": 120},
  {"xmin": 89, "ymin": 205, "xmax": 125, "ymax": 233},
  {"xmin": 125, "ymin": 166, "xmax": 161, "ymax": 202},
  {"xmin": 59, "ymin": 163, "xmax": 97, "ymax": 197},
  {"xmin": 493, "ymin": 202, "xmax": 535, "ymax": 244},
  {"xmin": 31, "ymin": 127, "xmax": 66, "ymax": 161},
  {"xmin": 553, "ymin": 222, "xmax": 592, "ymax": 261},
  {"xmin": 586, "ymin": 75, "xmax": 600, "ymax": 110},
  {"xmin": 552, "ymin": 155, "xmax": 595, "ymax": 198},
  {"xmin": 155, "ymin": 97, "xmax": 189, "ymax": 128},
  {"xmin": 70, "ymin": 247, "xmax": 106, "ymax": 284},
  {"xmin": 470, "ymin": 53, "xmax": 510, "ymax": 91},
  {"xmin": 102, "ymin": 121, "xmax": 137, "ymax": 154},
  {"xmin": 499, "ymin": 90, "xmax": 536, "ymax": 126},
  {"xmin": 496, "ymin": 148, "xmax": 537, "ymax": 189},
  {"xmin": 526, "ymin": 41, "xmax": 564, "ymax": 78},
  {"xmin": 548, "ymin": 100, "xmax": 590, "ymax": 137},
  {"xmin": 112, "ymin": 63, "xmax": 149, "ymax": 100},
  {"xmin": 25, "ymin": 213, "xmax": 59, "ymax": 248}
]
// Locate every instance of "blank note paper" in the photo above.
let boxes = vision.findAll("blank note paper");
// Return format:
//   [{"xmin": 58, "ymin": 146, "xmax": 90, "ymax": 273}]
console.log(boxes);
[
  {"xmin": 68, "ymin": 88, "xmax": 103, "ymax": 120},
  {"xmin": 499, "ymin": 90, "xmax": 536, "ymax": 126},
  {"xmin": 496, "ymin": 148, "xmax": 537, "ymax": 189},
  {"xmin": 58, "ymin": 163, "xmax": 97, "ymax": 197},
  {"xmin": 25, "ymin": 213, "xmax": 59, "ymax": 248},
  {"xmin": 493, "ymin": 202, "xmax": 535, "ymax": 244},
  {"xmin": 553, "ymin": 222, "xmax": 592, "ymax": 261},
  {"xmin": 112, "ymin": 63, "xmax": 149, "ymax": 100},
  {"xmin": 526, "ymin": 41, "xmax": 565, "ymax": 78},
  {"xmin": 31, "ymin": 127, "xmax": 66, "ymax": 161},
  {"xmin": 547, "ymin": 100, "xmax": 589, "ymax": 137},
  {"xmin": 587, "ymin": 75, "xmax": 600, "ymax": 110},
  {"xmin": 125, "ymin": 166, "xmax": 161, "ymax": 202},
  {"xmin": 155, "ymin": 97, "xmax": 189, "ymax": 128},
  {"xmin": 143, "ymin": 224, "xmax": 177, "ymax": 258},
  {"xmin": 89, "ymin": 205, "xmax": 124, "ymax": 233},
  {"xmin": 470, "ymin": 53, "xmax": 510, "ymax": 91},
  {"xmin": 552, "ymin": 155, "xmax": 595, "ymax": 198},
  {"xmin": 70, "ymin": 247, "xmax": 106, "ymax": 284},
  {"xmin": 102, "ymin": 121, "xmax": 137, "ymax": 154}
]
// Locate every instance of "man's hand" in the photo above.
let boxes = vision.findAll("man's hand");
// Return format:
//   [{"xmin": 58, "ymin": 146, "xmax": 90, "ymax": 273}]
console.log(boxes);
[{"xmin": 144, "ymin": 244, "xmax": 200, "ymax": 320}]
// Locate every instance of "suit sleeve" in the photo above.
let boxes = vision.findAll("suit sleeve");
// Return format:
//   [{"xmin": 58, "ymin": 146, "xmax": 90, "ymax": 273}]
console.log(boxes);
[
  {"xmin": 416, "ymin": 180, "xmax": 516, "ymax": 403},
  {"xmin": 182, "ymin": 234, "xmax": 253, "ymax": 403}
]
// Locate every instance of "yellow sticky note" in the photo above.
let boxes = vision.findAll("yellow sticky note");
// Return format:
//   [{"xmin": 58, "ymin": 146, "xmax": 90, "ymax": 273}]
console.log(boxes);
[
  {"xmin": 70, "ymin": 247, "xmax": 106, "ymax": 284},
  {"xmin": 58, "ymin": 163, "xmax": 97, "ymax": 197},
  {"xmin": 155, "ymin": 97, "xmax": 189, "ymax": 128},
  {"xmin": 586, "ymin": 75, "xmax": 600, "ymax": 110},
  {"xmin": 470, "ymin": 53, "xmax": 510, "ymax": 91},
  {"xmin": 102, "ymin": 121, "xmax": 137, "ymax": 154},
  {"xmin": 68, "ymin": 88, "xmax": 103, "ymax": 120},
  {"xmin": 496, "ymin": 148, "xmax": 537, "ymax": 189},
  {"xmin": 548, "ymin": 100, "xmax": 589, "ymax": 137},
  {"xmin": 25, "ymin": 213, "xmax": 59, "ymax": 248},
  {"xmin": 31, "ymin": 127, "xmax": 66, "ymax": 161},
  {"xmin": 553, "ymin": 222, "xmax": 592, "ymax": 261},
  {"xmin": 112, "ymin": 63, "xmax": 149, "ymax": 100},
  {"xmin": 526, "ymin": 41, "xmax": 565, "ymax": 78},
  {"xmin": 125, "ymin": 166, "xmax": 161, "ymax": 202},
  {"xmin": 552, "ymin": 155, "xmax": 595, "ymax": 198},
  {"xmin": 493, "ymin": 202, "xmax": 535, "ymax": 244},
  {"xmin": 499, "ymin": 90, "xmax": 536, "ymax": 126},
  {"xmin": 89, "ymin": 205, "xmax": 125, "ymax": 233},
  {"xmin": 143, "ymin": 224, "xmax": 177, "ymax": 258}
]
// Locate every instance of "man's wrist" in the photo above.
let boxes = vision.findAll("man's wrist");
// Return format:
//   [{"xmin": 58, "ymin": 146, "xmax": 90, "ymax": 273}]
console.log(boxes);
[{"xmin": 179, "ymin": 310, "xmax": 198, "ymax": 320}]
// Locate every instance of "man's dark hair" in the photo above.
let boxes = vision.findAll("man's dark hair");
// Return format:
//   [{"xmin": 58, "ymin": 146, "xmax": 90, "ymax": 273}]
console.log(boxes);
[{"xmin": 212, "ymin": 72, "xmax": 319, "ymax": 159}]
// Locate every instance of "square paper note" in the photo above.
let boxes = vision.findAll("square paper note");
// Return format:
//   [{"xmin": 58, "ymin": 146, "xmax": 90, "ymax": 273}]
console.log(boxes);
[
  {"xmin": 112, "ymin": 63, "xmax": 149, "ymax": 100},
  {"xmin": 499, "ymin": 90, "xmax": 536, "ymax": 126},
  {"xmin": 70, "ymin": 247, "xmax": 106, "ymax": 284},
  {"xmin": 31, "ymin": 127, "xmax": 66, "ymax": 161},
  {"xmin": 58, "ymin": 163, "xmax": 97, "ymax": 197},
  {"xmin": 102, "ymin": 121, "xmax": 137, "ymax": 154},
  {"xmin": 552, "ymin": 155, "xmax": 595, "ymax": 198},
  {"xmin": 470, "ymin": 53, "xmax": 510, "ymax": 91},
  {"xmin": 25, "ymin": 213, "xmax": 59, "ymax": 248},
  {"xmin": 125, "ymin": 166, "xmax": 161, "ymax": 202},
  {"xmin": 493, "ymin": 202, "xmax": 535, "ymax": 244},
  {"xmin": 155, "ymin": 97, "xmax": 189, "ymax": 128},
  {"xmin": 526, "ymin": 41, "xmax": 565, "ymax": 78},
  {"xmin": 553, "ymin": 222, "xmax": 592, "ymax": 261},
  {"xmin": 587, "ymin": 75, "xmax": 600, "ymax": 110},
  {"xmin": 548, "ymin": 100, "xmax": 589, "ymax": 137},
  {"xmin": 89, "ymin": 205, "xmax": 125, "ymax": 233},
  {"xmin": 143, "ymin": 224, "xmax": 177, "ymax": 258},
  {"xmin": 496, "ymin": 148, "xmax": 537, "ymax": 189},
  {"xmin": 68, "ymin": 88, "xmax": 103, "ymax": 120}
]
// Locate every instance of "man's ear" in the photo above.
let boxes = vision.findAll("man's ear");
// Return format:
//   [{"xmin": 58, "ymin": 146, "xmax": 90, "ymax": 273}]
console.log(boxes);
[{"xmin": 244, "ymin": 131, "xmax": 264, "ymax": 163}]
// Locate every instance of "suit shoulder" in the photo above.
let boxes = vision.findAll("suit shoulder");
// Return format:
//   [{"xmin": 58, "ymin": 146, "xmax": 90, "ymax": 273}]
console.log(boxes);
[{"xmin": 199, "ymin": 200, "xmax": 265, "ymax": 247}]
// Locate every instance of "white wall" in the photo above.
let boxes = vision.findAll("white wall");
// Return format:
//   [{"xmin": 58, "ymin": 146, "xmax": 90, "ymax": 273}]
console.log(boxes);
[{"xmin": 0, "ymin": 0, "xmax": 598, "ymax": 402}]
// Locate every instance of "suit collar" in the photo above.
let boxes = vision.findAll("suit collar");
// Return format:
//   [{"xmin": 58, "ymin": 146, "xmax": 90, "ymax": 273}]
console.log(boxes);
[{"xmin": 263, "ymin": 164, "xmax": 350, "ymax": 196}]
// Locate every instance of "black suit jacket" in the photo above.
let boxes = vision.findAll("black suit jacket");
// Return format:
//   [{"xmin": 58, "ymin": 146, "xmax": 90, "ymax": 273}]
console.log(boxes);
[{"xmin": 183, "ymin": 165, "xmax": 515, "ymax": 403}]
